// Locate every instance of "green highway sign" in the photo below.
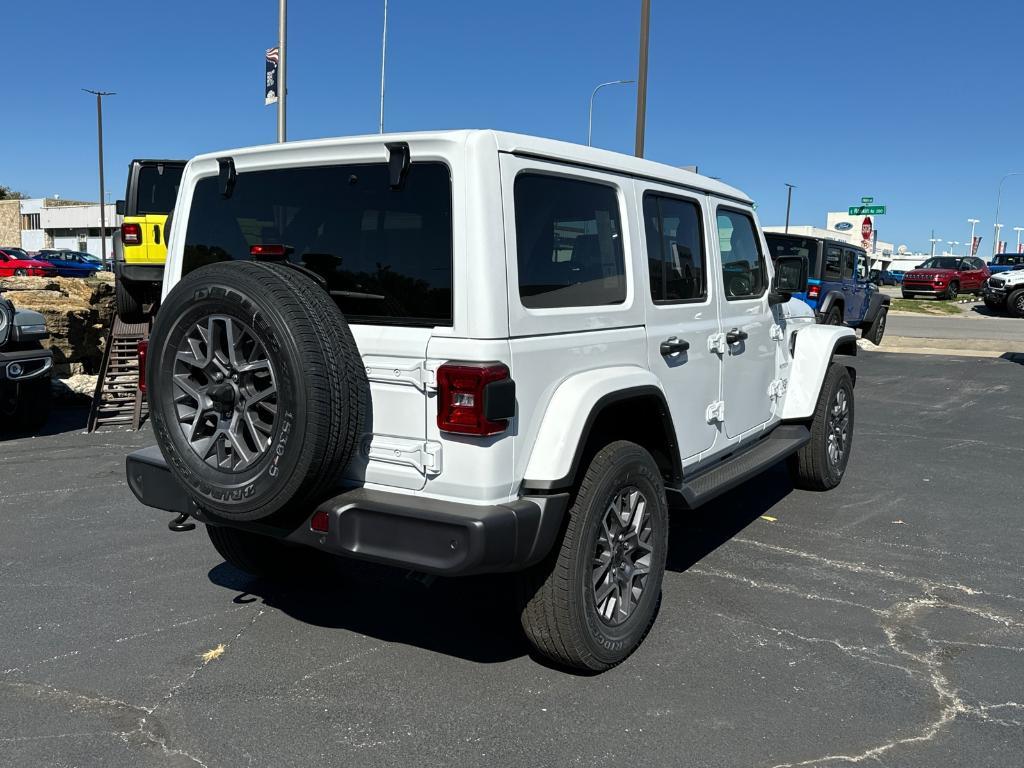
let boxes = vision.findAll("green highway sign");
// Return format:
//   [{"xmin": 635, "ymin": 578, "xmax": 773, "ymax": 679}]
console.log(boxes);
[
  {"xmin": 849, "ymin": 205, "xmax": 886, "ymax": 215},
  {"xmin": 861, "ymin": 196, "xmax": 874, "ymax": 204}
]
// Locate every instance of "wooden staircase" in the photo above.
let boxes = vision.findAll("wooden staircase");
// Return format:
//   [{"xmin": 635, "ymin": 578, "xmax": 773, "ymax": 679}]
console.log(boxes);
[{"xmin": 87, "ymin": 317, "xmax": 151, "ymax": 432}]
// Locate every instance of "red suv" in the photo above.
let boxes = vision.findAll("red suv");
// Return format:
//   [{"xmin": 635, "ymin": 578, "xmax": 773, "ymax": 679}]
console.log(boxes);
[{"xmin": 902, "ymin": 256, "xmax": 990, "ymax": 300}]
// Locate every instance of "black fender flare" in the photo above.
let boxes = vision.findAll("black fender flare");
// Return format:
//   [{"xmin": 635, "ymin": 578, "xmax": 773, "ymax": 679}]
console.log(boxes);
[
  {"xmin": 817, "ymin": 291, "xmax": 845, "ymax": 322},
  {"xmin": 861, "ymin": 292, "xmax": 891, "ymax": 328}
]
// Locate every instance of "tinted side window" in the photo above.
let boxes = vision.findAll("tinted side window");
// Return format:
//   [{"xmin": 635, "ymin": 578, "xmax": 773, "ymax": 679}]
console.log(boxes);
[
  {"xmin": 824, "ymin": 246, "xmax": 842, "ymax": 280},
  {"xmin": 182, "ymin": 162, "xmax": 453, "ymax": 326},
  {"xmin": 764, "ymin": 234, "xmax": 820, "ymax": 277},
  {"xmin": 514, "ymin": 174, "xmax": 626, "ymax": 309},
  {"xmin": 643, "ymin": 194, "xmax": 706, "ymax": 303},
  {"xmin": 842, "ymin": 249, "xmax": 856, "ymax": 279},
  {"xmin": 135, "ymin": 164, "xmax": 184, "ymax": 215},
  {"xmin": 717, "ymin": 209, "xmax": 766, "ymax": 300},
  {"xmin": 856, "ymin": 251, "xmax": 868, "ymax": 279}
]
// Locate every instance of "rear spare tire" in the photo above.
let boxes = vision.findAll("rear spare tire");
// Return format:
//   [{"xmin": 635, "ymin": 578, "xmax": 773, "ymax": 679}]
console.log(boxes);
[{"xmin": 147, "ymin": 261, "xmax": 368, "ymax": 524}]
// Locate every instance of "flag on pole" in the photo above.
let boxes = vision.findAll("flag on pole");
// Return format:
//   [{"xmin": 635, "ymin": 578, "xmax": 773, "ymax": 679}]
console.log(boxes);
[
  {"xmin": 971, "ymin": 235, "xmax": 982, "ymax": 256},
  {"xmin": 998, "ymin": 240, "xmax": 1008, "ymax": 254},
  {"xmin": 1018, "ymin": 242, "xmax": 1024, "ymax": 254},
  {"xmin": 265, "ymin": 47, "xmax": 280, "ymax": 105}
]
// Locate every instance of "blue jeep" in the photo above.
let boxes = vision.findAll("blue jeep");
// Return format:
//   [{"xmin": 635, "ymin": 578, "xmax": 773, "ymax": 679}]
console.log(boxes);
[
  {"xmin": 988, "ymin": 253, "xmax": 1024, "ymax": 275},
  {"xmin": 764, "ymin": 232, "xmax": 889, "ymax": 344}
]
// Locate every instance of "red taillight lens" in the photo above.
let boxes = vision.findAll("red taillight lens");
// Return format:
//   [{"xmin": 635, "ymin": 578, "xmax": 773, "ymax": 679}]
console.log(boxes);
[
  {"xmin": 436, "ymin": 363, "xmax": 512, "ymax": 436},
  {"xmin": 310, "ymin": 510, "xmax": 330, "ymax": 533},
  {"xmin": 808, "ymin": 284, "xmax": 821, "ymax": 299},
  {"xmin": 250, "ymin": 244, "xmax": 288, "ymax": 258},
  {"xmin": 122, "ymin": 223, "xmax": 142, "ymax": 246},
  {"xmin": 137, "ymin": 340, "xmax": 149, "ymax": 394}
]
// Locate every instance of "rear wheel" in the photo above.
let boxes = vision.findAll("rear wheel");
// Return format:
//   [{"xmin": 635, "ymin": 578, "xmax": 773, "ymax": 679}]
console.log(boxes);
[
  {"xmin": 865, "ymin": 307, "xmax": 888, "ymax": 345},
  {"xmin": 518, "ymin": 441, "xmax": 668, "ymax": 671},
  {"xmin": 823, "ymin": 306, "xmax": 843, "ymax": 326},
  {"xmin": 206, "ymin": 525, "xmax": 310, "ymax": 579},
  {"xmin": 1007, "ymin": 288, "xmax": 1024, "ymax": 319},
  {"xmin": 790, "ymin": 364, "xmax": 854, "ymax": 491},
  {"xmin": 115, "ymin": 279, "xmax": 145, "ymax": 322}
]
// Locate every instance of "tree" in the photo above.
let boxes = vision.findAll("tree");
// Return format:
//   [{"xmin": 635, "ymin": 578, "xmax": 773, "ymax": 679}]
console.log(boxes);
[{"xmin": 0, "ymin": 185, "xmax": 27, "ymax": 200}]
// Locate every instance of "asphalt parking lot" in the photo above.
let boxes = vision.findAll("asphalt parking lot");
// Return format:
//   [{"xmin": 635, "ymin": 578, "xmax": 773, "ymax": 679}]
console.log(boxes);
[{"xmin": 2, "ymin": 352, "xmax": 1023, "ymax": 768}]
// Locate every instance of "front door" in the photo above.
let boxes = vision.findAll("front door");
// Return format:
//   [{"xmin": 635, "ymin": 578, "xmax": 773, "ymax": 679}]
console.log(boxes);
[
  {"xmin": 714, "ymin": 204, "xmax": 777, "ymax": 440},
  {"xmin": 639, "ymin": 185, "xmax": 721, "ymax": 461}
]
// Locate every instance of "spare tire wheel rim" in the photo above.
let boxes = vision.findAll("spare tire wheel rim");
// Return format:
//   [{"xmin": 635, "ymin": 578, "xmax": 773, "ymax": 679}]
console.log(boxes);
[{"xmin": 172, "ymin": 314, "xmax": 277, "ymax": 472}]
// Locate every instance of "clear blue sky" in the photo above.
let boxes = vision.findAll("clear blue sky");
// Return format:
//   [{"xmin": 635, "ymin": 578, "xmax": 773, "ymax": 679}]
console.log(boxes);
[{"xmin": 5, "ymin": 0, "xmax": 1024, "ymax": 253}]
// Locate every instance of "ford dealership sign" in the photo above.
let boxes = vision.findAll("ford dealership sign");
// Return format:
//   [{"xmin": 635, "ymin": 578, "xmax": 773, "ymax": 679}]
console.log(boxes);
[{"xmin": 834, "ymin": 222, "xmax": 853, "ymax": 231}]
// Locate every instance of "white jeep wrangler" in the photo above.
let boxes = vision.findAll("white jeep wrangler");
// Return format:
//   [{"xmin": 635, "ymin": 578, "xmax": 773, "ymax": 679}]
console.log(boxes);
[
  {"xmin": 127, "ymin": 131, "xmax": 857, "ymax": 671},
  {"xmin": 984, "ymin": 267, "xmax": 1024, "ymax": 317}
]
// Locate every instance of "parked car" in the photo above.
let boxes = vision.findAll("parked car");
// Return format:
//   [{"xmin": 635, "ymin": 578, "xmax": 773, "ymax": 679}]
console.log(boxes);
[
  {"xmin": 0, "ymin": 290, "xmax": 52, "ymax": 432},
  {"xmin": 901, "ymin": 256, "xmax": 989, "ymax": 299},
  {"xmin": 987, "ymin": 253, "xmax": 1024, "ymax": 274},
  {"xmin": 764, "ymin": 232, "xmax": 889, "ymax": 343},
  {"xmin": 35, "ymin": 249, "xmax": 101, "ymax": 278},
  {"xmin": 0, "ymin": 249, "xmax": 58, "ymax": 277},
  {"xmin": 113, "ymin": 158, "xmax": 186, "ymax": 321},
  {"xmin": 869, "ymin": 269, "xmax": 899, "ymax": 286},
  {"xmin": 127, "ymin": 130, "xmax": 860, "ymax": 672},
  {"xmin": 983, "ymin": 268, "xmax": 1024, "ymax": 316}
]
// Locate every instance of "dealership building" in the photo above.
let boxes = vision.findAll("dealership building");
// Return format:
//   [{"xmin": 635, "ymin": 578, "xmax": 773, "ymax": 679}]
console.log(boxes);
[
  {"xmin": 0, "ymin": 197, "xmax": 119, "ymax": 259},
  {"xmin": 765, "ymin": 211, "xmax": 901, "ymax": 271}
]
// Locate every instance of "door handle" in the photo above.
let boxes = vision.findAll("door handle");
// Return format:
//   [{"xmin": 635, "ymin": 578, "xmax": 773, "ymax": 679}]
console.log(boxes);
[
  {"xmin": 725, "ymin": 328, "xmax": 748, "ymax": 345},
  {"xmin": 153, "ymin": 224, "xmax": 161, "ymax": 245},
  {"xmin": 660, "ymin": 337, "xmax": 690, "ymax": 356}
]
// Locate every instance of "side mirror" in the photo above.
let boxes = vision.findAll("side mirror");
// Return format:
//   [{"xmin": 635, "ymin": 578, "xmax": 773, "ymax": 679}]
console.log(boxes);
[
  {"xmin": 769, "ymin": 254, "xmax": 808, "ymax": 305},
  {"xmin": 115, "ymin": 199, "xmax": 126, "ymax": 215}
]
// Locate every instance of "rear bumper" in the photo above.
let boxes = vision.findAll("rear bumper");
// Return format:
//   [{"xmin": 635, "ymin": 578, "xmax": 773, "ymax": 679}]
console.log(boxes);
[
  {"xmin": 125, "ymin": 446, "xmax": 568, "ymax": 576},
  {"xmin": 0, "ymin": 349, "xmax": 52, "ymax": 381},
  {"xmin": 114, "ymin": 261, "xmax": 164, "ymax": 285}
]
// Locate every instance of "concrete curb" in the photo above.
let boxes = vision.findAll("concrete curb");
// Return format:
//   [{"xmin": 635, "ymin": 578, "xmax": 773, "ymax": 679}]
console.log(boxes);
[{"xmin": 859, "ymin": 335, "xmax": 1024, "ymax": 359}]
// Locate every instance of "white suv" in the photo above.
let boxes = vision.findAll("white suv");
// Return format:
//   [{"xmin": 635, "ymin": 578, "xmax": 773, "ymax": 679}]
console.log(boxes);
[{"xmin": 127, "ymin": 130, "xmax": 858, "ymax": 671}]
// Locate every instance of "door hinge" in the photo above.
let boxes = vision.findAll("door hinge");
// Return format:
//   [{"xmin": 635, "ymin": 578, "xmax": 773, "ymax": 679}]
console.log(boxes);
[
  {"xmin": 769, "ymin": 324, "xmax": 785, "ymax": 341},
  {"xmin": 768, "ymin": 379, "xmax": 788, "ymax": 400},
  {"xmin": 364, "ymin": 436, "xmax": 443, "ymax": 476},
  {"xmin": 707, "ymin": 333, "xmax": 727, "ymax": 355},
  {"xmin": 363, "ymin": 360, "xmax": 437, "ymax": 392},
  {"xmin": 706, "ymin": 400, "xmax": 725, "ymax": 423}
]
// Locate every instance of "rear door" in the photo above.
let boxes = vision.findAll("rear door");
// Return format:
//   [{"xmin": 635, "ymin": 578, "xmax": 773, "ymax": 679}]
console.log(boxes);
[
  {"xmin": 713, "ymin": 203, "xmax": 777, "ymax": 439},
  {"xmin": 639, "ymin": 184, "xmax": 721, "ymax": 461},
  {"xmin": 129, "ymin": 161, "xmax": 185, "ymax": 263},
  {"xmin": 178, "ymin": 160, "xmax": 454, "ymax": 491},
  {"xmin": 842, "ymin": 247, "xmax": 862, "ymax": 324}
]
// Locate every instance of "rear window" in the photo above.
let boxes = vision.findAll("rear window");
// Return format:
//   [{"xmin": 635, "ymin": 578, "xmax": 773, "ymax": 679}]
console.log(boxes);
[
  {"xmin": 134, "ymin": 164, "xmax": 184, "ymax": 215},
  {"xmin": 181, "ymin": 162, "xmax": 452, "ymax": 326},
  {"xmin": 764, "ymin": 234, "xmax": 820, "ymax": 276}
]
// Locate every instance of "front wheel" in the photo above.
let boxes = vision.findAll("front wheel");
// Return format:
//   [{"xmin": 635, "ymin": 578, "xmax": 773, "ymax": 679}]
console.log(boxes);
[
  {"xmin": 13, "ymin": 268, "xmax": 26, "ymax": 277},
  {"xmin": 945, "ymin": 282, "xmax": 959, "ymax": 301},
  {"xmin": 1007, "ymin": 288, "xmax": 1024, "ymax": 319},
  {"xmin": 517, "ymin": 441, "xmax": 668, "ymax": 672},
  {"xmin": 789, "ymin": 363, "xmax": 854, "ymax": 491},
  {"xmin": 983, "ymin": 295, "xmax": 1004, "ymax": 311}
]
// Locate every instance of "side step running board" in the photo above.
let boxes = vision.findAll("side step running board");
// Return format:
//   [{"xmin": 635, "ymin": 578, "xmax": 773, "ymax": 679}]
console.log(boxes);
[{"xmin": 677, "ymin": 424, "xmax": 810, "ymax": 508}]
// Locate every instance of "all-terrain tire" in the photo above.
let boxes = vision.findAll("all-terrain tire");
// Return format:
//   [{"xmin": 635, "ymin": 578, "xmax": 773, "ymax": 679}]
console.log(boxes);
[
  {"xmin": 790, "ymin": 363, "xmax": 854, "ymax": 491},
  {"xmin": 148, "ymin": 261, "xmax": 369, "ymax": 525},
  {"xmin": 1007, "ymin": 288, "xmax": 1024, "ymax": 319},
  {"xmin": 823, "ymin": 306, "xmax": 843, "ymax": 326},
  {"xmin": 115, "ymin": 279, "xmax": 145, "ymax": 323},
  {"xmin": 517, "ymin": 441, "xmax": 668, "ymax": 672},
  {"xmin": 865, "ymin": 306, "xmax": 888, "ymax": 345},
  {"xmin": 206, "ymin": 524, "xmax": 307, "ymax": 579}
]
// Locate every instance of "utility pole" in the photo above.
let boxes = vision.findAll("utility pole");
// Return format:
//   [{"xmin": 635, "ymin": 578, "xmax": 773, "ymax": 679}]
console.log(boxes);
[
  {"xmin": 83, "ymin": 89, "xmax": 114, "ymax": 267},
  {"xmin": 633, "ymin": 0, "xmax": 651, "ymax": 158},
  {"xmin": 993, "ymin": 172, "xmax": 1023, "ymax": 256},
  {"xmin": 379, "ymin": 0, "xmax": 388, "ymax": 133},
  {"xmin": 277, "ymin": 0, "xmax": 287, "ymax": 142},
  {"xmin": 784, "ymin": 183, "xmax": 795, "ymax": 233}
]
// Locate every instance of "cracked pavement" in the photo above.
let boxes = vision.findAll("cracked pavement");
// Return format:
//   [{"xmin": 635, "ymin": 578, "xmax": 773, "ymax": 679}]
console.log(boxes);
[{"xmin": 1, "ymin": 352, "xmax": 1022, "ymax": 767}]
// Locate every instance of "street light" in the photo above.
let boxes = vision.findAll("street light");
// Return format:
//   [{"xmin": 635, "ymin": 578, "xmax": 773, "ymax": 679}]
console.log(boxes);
[
  {"xmin": 82, "ymin": 88, "xmax": 114, "ymax": 267},
  {"xmin": 784, "ymin": 183, "xmax": 796, "ymax": 233},
  {"xmin": 967, "ymin": 218, "xmax": 980, "ymax": 258},
  {"xmin": 992, "ymin": 172, "xmax": 1024, "ymax": 256},
  {"xmin": 587, "ymin": 79, "xmax": 635, "ymax": 146},
  {"xmin": 948, "ymin": 240, "xmax": 960, "ymax": 256},
  {"xmin": 930, "ymin": 234, "xmax": 942, "ymax": 257},
  {"xmin": 1015, "ymin": 226, "xmax": 1024, "ymax": 253}
]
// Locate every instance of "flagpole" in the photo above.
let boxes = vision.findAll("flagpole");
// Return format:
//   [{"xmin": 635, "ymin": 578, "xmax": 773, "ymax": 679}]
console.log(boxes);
[
  {"xmin": 379, "ymin": 0, "xmax": 388, "ymax": 134},
  {"xmin": 277, "ymin": 0, "xmax": 287, "ymax": 142}
]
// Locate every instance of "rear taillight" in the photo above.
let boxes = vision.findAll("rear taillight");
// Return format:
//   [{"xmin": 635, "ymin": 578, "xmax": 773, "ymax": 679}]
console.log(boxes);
[
  {"xmin": 137, "ymin": 340, "xmax": 149, "ymax": 394},
  {"xmin": 122, "ymin": 223, "xmax": 142, "ymax": 246},
  {"xmin": 808, "ymin": 284, "xmax": 821, "ymax": 299},
  {"xmin": 436, "ymin": 362, "xmax": 514, "ymax": 436}
]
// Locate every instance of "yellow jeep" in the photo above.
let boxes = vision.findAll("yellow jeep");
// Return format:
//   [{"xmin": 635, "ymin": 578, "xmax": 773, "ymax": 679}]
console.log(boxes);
[{"xmin": 114, "ymin": 159, "xmax": 185, "ymax": 321}]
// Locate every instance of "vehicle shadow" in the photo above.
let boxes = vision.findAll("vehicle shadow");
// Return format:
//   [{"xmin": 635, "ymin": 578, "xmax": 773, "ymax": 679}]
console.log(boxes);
[
  {"xmin": 206, "ymin": 461, "xmax": 794, "ymax": 667},
  {"xmin": 0, "ymin": 404, "xmax": 89, "ymax": 441}
]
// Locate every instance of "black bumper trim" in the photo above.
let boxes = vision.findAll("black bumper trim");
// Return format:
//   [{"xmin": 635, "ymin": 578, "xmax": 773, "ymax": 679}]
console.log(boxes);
[
  {"xmin": 125, "ymin": 446, "xmax": 568, "ymax": 576},
  {"xmin": 115, "ymin": 262, "xmax": 165, "ymax": 284}
]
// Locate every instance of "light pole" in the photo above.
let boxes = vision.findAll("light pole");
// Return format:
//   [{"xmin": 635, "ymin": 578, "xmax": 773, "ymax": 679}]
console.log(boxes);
[
  {"xmin": 948, "ymin": 240, "xmax": 960, "ymax": 256},
  {"xmin": 967, "ymin": 218, "xmax": 980, "ymax": 257},
  {"xmin": 784, "ymin": 183, "xmax": 795, "ymax": 233},
  {"xmin": 930, "ymin": 232, "xmax": 941, "ymax": 257},
  {"xmin": 992, "ymin": 172, "xmax": 1024, "ymax": 256},
  {"xmin": 83, "ymin": 89, "xmax": 114, "ymax": 267},
  {"xmin": 1015, "ymin": 226, "xmax": 1024, "ymax": 253},
  {"xmin": 587, "ymin": 79, "xmax": 635, "ymax": 146},
  {"xmin": 634, "ymin": 0, "xmax": 651, "ymax": 158},
  {"xmin": 277, "ymin": 0, "xmax": 287, "ymax": 142},
  {"xmin": 379, "ymin": 0, "xmax": 387, "ymax": 133}
]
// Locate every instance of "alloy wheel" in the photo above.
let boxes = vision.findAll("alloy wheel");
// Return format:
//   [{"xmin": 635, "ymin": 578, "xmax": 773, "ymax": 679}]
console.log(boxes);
[
  {"xmin": 592, "ymin": 486, "xmax": 654, "ymax": 626},
  {"xmin": 172, "ymin": 315, "xmax": 278, "ymax": 472},
  {"xmin": 826, "ymin": 388, "xmax": 850, "ymax": 468}
]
